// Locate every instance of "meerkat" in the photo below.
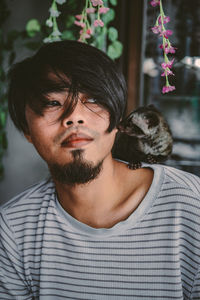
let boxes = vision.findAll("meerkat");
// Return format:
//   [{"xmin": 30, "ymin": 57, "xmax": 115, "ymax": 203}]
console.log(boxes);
[{"xmin": 112, "ymin": 104, "xmax": 173, "ymax": 169}]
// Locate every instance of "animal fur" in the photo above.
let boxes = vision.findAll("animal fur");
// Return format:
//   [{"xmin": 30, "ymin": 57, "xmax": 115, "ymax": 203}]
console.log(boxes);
[{"xmin": 112, "ymin": 105, "xmax": 173, "ymax": 169}]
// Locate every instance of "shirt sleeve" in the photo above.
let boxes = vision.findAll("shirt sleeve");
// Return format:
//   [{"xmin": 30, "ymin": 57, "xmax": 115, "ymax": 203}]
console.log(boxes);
[{"xmin": 0, "ymin": 210, "xmax": 33, "ymax": 299}]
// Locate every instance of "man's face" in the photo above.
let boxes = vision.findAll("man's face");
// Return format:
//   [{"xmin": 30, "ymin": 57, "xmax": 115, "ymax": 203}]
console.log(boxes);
[{"xmin": 25, "ymin": 90, "xmax": 117, "ymax": 185}]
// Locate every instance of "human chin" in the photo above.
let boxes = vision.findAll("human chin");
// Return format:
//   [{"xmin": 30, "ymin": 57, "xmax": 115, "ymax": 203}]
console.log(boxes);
[{"xmin": 48, "ymin": 151, "xmax": 103, "ymax": 186}]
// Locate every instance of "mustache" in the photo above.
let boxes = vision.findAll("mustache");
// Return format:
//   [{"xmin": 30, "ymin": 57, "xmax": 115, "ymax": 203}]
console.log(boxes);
[{"xmin": 54, "ymin": 126, "xmax": 99, "ymax": 144}]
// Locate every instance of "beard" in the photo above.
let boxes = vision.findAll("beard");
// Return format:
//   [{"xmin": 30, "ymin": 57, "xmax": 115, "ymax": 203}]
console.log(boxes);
[{"xmin": 48, "ymin": 149, "xmax": 103, "ymax": 186}]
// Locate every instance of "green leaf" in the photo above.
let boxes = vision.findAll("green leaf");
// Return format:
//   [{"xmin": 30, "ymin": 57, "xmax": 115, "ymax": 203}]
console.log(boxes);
[
  {"xmin": 0, "ymin": 111, "xmax": 6, "ymax": 130},
  {"xmin": 62, "ymin": 30, "xmax": 76, "ymax": 40},
  {"xmin": 93, "ymin": 27, "xmax": 107, "ymax": 51},
  {"xmin": 67, "ymin": 0, "xmax": 77, "ymax": 9},
  {"xmin": 65, "ymin": 15, "xmax": 75, "ymax": 28},
  {"xmin": 107, "ymin": 40, "xmax": 123, "ymax": 60},
  {"xmin": 102, "ymin": 8, "xmax": 115, "ymax": 25},
  {"xmin": 108, "ymin": 27, "xmax": 118, "ymax": 42},
  {"xmin": 26, "ymin": 19, "xmax": 41, "ymax": 37},
  {"xmin": 109, "ymin": 0, "xmax": 117, "ymax": 6},
  {"xmin": 0, "ymin": 132, "xmax": 7, "ymax": 150},
  {"xmin": 96, "ymin": 34, "xmax": 105, "ymax": 50}
]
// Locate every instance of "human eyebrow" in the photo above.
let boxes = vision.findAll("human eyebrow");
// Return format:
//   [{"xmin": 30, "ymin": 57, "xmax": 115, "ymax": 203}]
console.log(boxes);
[
  {"xmin": 39, "ymin": 87, "xmax": 69, "ymax": 103},
  {"xmin": 39, "ymin": 78, "xmax": 70, "ymax": 94},
  {"xmin": 42, "ymin": 86, "xmax": 69, "ymax": 96}
]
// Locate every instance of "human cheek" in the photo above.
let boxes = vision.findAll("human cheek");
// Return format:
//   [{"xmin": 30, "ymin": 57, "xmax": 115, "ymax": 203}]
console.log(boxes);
[
  {"xmin": 25, "ymin": 118, "xmax": 56, "ymax": 153},
  {"xmin": 89, "ymin": 109, "xmax": 110, "ymax": 132}
]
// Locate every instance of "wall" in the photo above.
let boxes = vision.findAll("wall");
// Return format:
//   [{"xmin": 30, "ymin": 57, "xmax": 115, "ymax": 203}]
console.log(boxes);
[{"xmin": 0, "ymin": 0, "xmax": 50, "ymax": 204}]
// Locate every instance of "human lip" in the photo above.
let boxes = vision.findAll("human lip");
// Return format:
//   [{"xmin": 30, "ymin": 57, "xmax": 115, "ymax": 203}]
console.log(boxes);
[{"xmin": 61, "ymin": 133, "xmax": 94, "ymax": 148}]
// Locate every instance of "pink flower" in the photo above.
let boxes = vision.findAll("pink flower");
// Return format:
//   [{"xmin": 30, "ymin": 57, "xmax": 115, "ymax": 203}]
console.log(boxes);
[
  {"xmin": 159, "ymin": 43, "xmax": 177, "ymax": 54},
  {"xmin": 80, "ymin": 28, "xmax": 92, "ymax": 37},
  {"xmin": 150, "ymin": 0, "xmax": 160, "ymax": 7},
  {"xmin": 86, "ymin": 7, "xmax": 96, "ymax": 13},
  {"xmin": 162, "ymin": 85, "xmax": 175, "ymax": 93},
  {"xmin": 165, "ymin": 45, "xmax": 176, "ymax": 54},
  {"xmin": 159, "ymin": 29, "xmax": 173, "ymax": 39},
  {"xmin": 151, "ymin": 25, "xmax": 162, "ymax": 34},
  {"xmin": 81, "ymin": 33, "xmax": 91, "ymax": 39},
  {"xmin": 99, "ymin": 7, "xmax": 110, "ymax": 14},
  {"xmin": 91, "ymin": 0, "xmax": 103, "ymax": 6},
  {"xmin": 75, "ymin": 14, "xmax": 82, "ymax": 20},
  {"xmin": 161, "ymin": 69, "xmax": 174, "ymax": 76},
  {"xmin": 79, "ymin": 28, "xmax": 92, "ymax": 34},
  {"xmin": 93, "ymin": 19, "xmax": 104, "ymax": 27},
  {"xmin": 74, "ymin": 20, "xmax": 85, "ymax": 28},
  {"xmin": 158, "ymin": 15, "xmax": 170, "ymax": 24},
  {"xmin": 161, "ymin": 58, "xmax": 174, "ymax": 69},
  {"xmin": 86, "ymin": 28, "xmax": 93, "ymax": 35}
]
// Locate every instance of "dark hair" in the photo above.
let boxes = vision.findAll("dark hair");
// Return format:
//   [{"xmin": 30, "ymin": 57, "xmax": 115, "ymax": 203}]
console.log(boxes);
[{"xmin": 8, "ymin": 40, "xmax": 127, "ymax": 133}]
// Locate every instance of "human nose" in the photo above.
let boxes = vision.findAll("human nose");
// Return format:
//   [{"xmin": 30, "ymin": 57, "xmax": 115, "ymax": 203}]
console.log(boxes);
[{"xmin": 61, "ymin": 101, "xmax": 85, "ymax": 127}]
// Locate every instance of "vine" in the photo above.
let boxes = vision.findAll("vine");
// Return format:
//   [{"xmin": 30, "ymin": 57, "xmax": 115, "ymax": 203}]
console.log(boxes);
[{"xmin": 150, "ymin": 0, "xmax": 177, "ymax": 93}]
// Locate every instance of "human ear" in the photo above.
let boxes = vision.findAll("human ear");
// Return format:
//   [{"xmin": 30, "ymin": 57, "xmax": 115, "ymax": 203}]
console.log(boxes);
[
  {"xmin": 114, "ymin": 127, "xmax": 118, "ymax": 133},
  {"xmin": 24, "ymin": 132, "xmax": 33, "ymax": 144}
]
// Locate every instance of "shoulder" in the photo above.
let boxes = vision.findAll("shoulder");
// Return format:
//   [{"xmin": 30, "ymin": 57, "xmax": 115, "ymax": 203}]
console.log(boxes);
[
  {"xmin": 149, "ymin": 164, "xmax": 200, "ymax": 220},
  {"xmin": 141, "ymin": 163, "xmax": 200, "ymax": 213},
  {"xmin": 0, "ymin": 178, "xmax": 55, "ymax": 224},
  {"xmin": 161, "ymin": 164, "xmax": 200, "ymax": 196}
]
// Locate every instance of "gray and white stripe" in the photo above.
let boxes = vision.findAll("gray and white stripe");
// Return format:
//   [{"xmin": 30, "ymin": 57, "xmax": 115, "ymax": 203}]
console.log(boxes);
[{"xmin": 0, "ymin": 164, "xmax": 200, "ymax": 299}]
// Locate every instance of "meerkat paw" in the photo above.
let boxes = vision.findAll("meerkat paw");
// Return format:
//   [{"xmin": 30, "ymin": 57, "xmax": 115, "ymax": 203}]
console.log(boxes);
[
  {"xmin": 128, "ymin": 162, "xmax": 142, "ymax": 170},
  {"xmin": 146, "ymin": 154, "xmax": 158, "ymax": 164}
]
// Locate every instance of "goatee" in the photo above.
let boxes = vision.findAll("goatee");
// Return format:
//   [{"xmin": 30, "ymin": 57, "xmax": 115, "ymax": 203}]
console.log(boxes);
[{"xmin": 48, "ymin": 149, "xmax": 103, "ymax": 186}]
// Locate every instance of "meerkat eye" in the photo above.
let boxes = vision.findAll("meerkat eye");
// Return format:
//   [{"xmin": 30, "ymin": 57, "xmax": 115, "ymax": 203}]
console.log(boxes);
[
  {"xmin": 148, "ymin": 114, "xmax": 159, "ymax": 127},
  {"xmin": 128, "ymin": 119, "xmax": 133, "ymax": 125}
]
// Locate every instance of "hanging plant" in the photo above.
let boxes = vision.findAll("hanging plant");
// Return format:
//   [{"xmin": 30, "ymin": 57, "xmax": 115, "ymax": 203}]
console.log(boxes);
[
  {"xmin": 150, "ymin": 0, "xmax": 177, "ymax": 93},
  {"xmin": 42, "ymin": 0, "xmax": 123, "ymax": 60},
  {"xmin": 73, "ymin": 0, "xmax": 123, "ymax": 59}
]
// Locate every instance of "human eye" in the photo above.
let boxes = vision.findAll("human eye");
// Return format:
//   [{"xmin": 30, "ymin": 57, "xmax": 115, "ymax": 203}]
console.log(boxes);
[
  {"xmin": 81, "ymin": 97, "xmax": 97, "ymax": 104},
  {"xmin": 85, "ymin": 98, "xmax": 97, "ymax": 104},
  {"xmin": 41, "ymin": 100, "xmax": 63, "ymax": 114},
  {"xmin": 46, "ymin": 100, "xmax": 62, "ymax": 107}
]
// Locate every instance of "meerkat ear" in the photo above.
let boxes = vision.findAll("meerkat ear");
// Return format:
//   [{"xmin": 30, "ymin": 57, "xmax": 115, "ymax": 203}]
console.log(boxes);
[
  {"xmin": 148, "ymin": 104, "xmax": 155, "ymax": 109},
  {"xmin": 148, "ymin": 104, "xmax": 159, "ymax": 111}
]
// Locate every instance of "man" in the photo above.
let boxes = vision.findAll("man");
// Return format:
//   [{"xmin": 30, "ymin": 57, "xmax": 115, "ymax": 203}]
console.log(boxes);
[{"xmin": 0, "ymin": 40, "xmax": 200, "ymax": 300}]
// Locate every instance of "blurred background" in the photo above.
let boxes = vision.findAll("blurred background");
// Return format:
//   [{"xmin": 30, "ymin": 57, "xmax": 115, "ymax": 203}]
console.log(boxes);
[{"xmin": 0, "ymin": 0, "xmax": 200, "ymax": 204}]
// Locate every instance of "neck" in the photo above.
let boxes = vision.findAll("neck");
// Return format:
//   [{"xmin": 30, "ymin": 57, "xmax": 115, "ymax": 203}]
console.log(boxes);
[
  {"xmin": 54, "ymin": 155, "xmax": 124, "ymax": 226},
  {"xmin": 54, "ymin": 156, "xmax": 154, "ymax": 228}
]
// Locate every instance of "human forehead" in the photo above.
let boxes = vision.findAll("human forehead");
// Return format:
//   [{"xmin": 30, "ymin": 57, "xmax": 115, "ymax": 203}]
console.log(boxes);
[
  {"xmin": 44, "ymin": 90, "xmax": 93, "ymax": 104},
  {"xmin": 40, "ymin": 72, "xmax": 87, "ymax": 100}
]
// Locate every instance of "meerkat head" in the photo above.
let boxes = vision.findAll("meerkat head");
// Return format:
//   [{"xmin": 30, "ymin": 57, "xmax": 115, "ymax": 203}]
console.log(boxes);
[{"xmin": 118, "ymin": 105, "xmax": 161, "ymax": 137}]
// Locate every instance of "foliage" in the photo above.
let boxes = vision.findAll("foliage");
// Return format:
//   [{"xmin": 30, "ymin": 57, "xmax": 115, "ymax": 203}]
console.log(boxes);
[
  {"xmin": 73, "ymin": 0, "xmax": 123, "ymax": 59},
  {"xmin": 0, "ymin": 0, "xmax": 10, "ymax": 179}
]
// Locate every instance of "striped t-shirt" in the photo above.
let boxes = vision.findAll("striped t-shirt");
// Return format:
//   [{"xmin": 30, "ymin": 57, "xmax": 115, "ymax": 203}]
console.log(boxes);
[{"xmin": 0, "ymin": 163, "xmax": 200, "ymax": 300}]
